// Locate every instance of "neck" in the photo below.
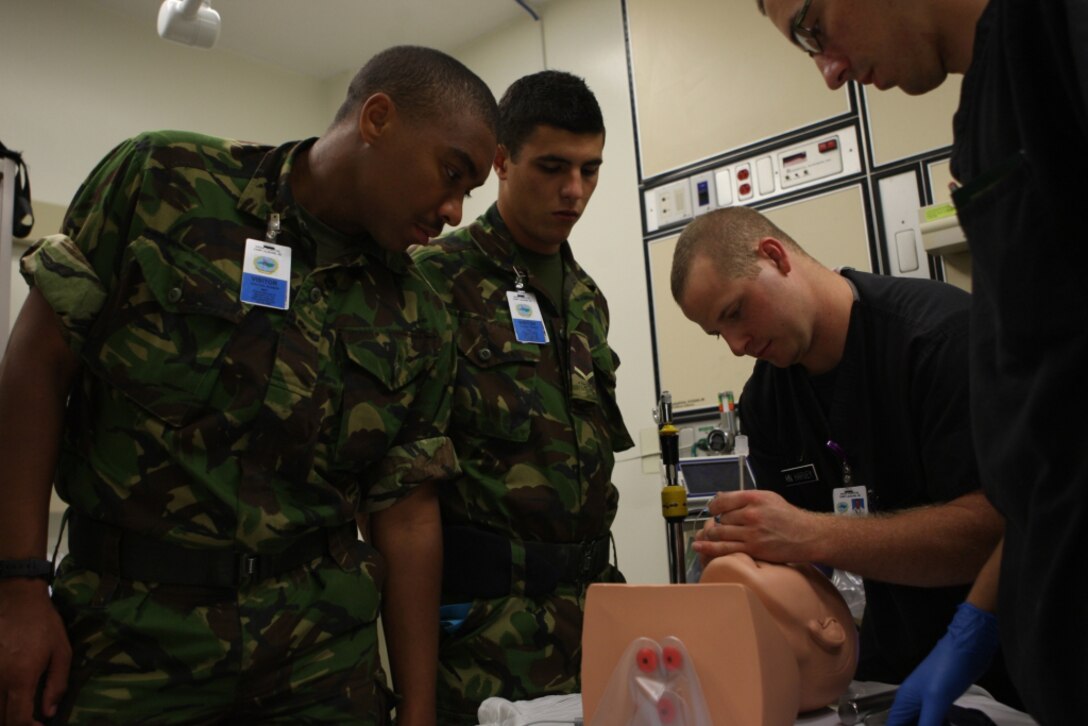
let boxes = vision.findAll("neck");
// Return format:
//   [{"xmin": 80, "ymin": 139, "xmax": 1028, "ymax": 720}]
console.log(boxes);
[
  {"xmin": 496, "ymin": 197, "xmax": 563, "ymax": 256},
  {"xmin": 801, "ymin": 267, "xmax": 855, "ymax": 375},
  {"xmin": 289, "ymin": 127, "xmax": 366, "ymax": 236},
  {"xmin": 940, "ymin": 0, "xmax": 989, "ymax": 74}
]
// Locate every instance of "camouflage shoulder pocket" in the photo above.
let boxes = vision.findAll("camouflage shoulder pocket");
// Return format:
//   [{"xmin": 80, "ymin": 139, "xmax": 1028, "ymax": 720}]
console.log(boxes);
[
  {"xmin": 87, "ymin": 237, "xmax": 243, "ymax": 427},
  {"xmin": 453, "ymin": 316, "xmax": 540, "ymax": 442}
]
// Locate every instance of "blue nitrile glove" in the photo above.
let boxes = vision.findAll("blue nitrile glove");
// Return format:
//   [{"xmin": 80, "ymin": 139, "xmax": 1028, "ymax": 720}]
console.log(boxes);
[{"xmin": 885, "ymin": 602, "xmax": 1000, "ymax": 726}]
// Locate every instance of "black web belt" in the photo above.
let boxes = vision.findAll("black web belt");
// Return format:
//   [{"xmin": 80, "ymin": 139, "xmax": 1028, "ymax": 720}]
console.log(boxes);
[
  {"xmin": 442, "ymin": 525, "xmax": 611, "ymax": 601},
  {"xmin": 68, "ymin": 512, "xmax": 347, "ymax": 589}
]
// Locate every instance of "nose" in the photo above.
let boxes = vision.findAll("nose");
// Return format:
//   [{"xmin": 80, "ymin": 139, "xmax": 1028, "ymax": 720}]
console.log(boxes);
[
  {"xmin": 814, "ymin": 53, "xmax": 849, "ymax": 90},
  {"xmin": 560, "ymin": 171, "xmax": 585, "ymax": 201},
  {"xmin": 440, "ymin": 195, "xmax": 464, "ymax": 228},
  {"xmin": 723, "ymin": 330, "xmax": 748, "ymax": 358}
]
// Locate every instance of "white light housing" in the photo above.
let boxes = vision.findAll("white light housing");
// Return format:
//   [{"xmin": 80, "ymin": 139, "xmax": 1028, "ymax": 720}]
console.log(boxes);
[{"xmin": 157, "ymin": 0, "xmax": 221, "ymax": 49}]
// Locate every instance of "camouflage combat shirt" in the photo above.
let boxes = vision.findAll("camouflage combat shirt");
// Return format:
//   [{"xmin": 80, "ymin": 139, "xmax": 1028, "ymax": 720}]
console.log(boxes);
[
  {"xmin": 411, "ymin": 204, "xmax": 633, "ymax": 552},
  {"xmin": 21, "ymin": 130, "xmax": 458, "ymax": 555}
]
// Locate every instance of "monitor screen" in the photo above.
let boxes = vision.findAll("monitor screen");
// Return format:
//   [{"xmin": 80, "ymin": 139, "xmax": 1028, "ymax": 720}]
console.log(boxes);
[{"xmin": 679, "ymin": 455, "xmax": 757, "ymax": 499}]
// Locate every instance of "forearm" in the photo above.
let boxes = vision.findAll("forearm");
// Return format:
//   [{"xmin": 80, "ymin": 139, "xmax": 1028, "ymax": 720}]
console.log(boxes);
[
  {"xmin": 370, "ymin": 482, "xmax": 442, "ymax": 726},
  {"xmin": 813, "ymin": 491, "xmax": 1004, "ymax": 586},
  {"xmin": 0, "ymin": 291, "xmax": 78, "ymax": 721},
  {"xmin": 965, "ymin": 538, "xmax": 1002, "ymax": 612},
  {"xmin": 0, "ymin": 291, "xmax": 77, "ymax": 559}
]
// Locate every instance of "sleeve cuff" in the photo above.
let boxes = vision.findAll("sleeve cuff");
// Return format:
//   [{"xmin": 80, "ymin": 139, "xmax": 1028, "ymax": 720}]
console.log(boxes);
[
  {"xmin": 20, "ymin": 234, "xmax": 108, "ymax": 356},
  {"xmin": 363, "ymin": 435, "xmax": 460, "ymax": 513}
]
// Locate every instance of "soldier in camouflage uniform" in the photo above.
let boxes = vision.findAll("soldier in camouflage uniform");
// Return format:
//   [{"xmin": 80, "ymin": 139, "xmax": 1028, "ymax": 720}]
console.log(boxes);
[
  {"xmin": 0, "ymin": 46, "xmax": 496, "ymax": 725},
  {"xmin": 411, "ymin": 70, "xmax": 634, "ymax": 725}
]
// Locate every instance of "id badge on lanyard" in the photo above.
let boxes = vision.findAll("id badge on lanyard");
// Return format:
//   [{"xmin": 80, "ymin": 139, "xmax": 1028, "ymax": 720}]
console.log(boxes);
[
  {"xmin": 506, "ymin": 266, "xmax": 548, "ymax": 344},
  {"xmin": 506, "ymin": 290, "xmax": 548, "ymax": 344},
  {"xmin": 827, "ymin": 440, "xmax": 869, "ymax": 516},
  {"xmin": 240, "ymin": 212, "xmax": 292, "ymax": 310}
]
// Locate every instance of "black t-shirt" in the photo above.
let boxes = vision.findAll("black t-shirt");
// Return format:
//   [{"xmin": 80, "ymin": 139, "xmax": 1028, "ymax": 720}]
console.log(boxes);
[
  {"xmin": 952, "ymin": 0, "xmax": 1088, "ymax": 719},
  {"xmin": 739, "ymin": 270, "xmax": 977, "ymax": 682}
]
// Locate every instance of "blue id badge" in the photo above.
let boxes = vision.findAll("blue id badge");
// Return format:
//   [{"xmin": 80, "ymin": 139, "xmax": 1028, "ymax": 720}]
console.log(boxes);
[
  {"xmin": 241, "ymin": 238, "xmax": 291, "ymax": 310},
  {"xmin": 506, "ymin": 290, "xmax": 549, "ymax": 344}
]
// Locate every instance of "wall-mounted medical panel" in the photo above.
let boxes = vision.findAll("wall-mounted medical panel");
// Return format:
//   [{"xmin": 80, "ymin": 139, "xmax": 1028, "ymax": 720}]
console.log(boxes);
[
  {"xmin": 624, "ymin": 0, "xmax": 851, "ymax": 180},
  {"xmin": 647, "ymin": 185, "xmax": 874, "ymax": 416},
  {"xmin": 644, "ymin": 126, "xmax": 863, "ymax": 234},
  {"xmin": 863, "ymin": 79, "xmax": 962, "ymax": 168},
  {"xmin": 875, "ymin": 170, "xmax": 933, "ymax": 280}
]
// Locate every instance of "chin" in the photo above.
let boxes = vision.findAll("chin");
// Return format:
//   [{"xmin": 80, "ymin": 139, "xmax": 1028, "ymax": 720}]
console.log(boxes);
[
  {"xmin": 900, "ymin": 71, "xmax": 948, "ymax": 96},
  {"xmin": 373, "ymin": 235, "xmax": 411, "ymax": 254}
]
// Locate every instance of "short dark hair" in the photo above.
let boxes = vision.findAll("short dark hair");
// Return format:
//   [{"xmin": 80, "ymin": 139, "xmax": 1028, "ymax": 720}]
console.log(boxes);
[
  {"xmin": 333, "ymin": 45, "xmax": 498, "ymax": 133},
  {"xmin": 671, "ymin": 206, "xmax": 809, "ymax": 302},
  {"xmin": 498, "ymin": 70, "xmax": 604, "ymax": 159}
]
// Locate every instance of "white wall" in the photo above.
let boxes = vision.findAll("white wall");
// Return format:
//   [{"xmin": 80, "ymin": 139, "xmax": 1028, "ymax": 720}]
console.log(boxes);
[
  {"xmin": 2, "ymin": 0, "xmax": 669, "ymax": 584},
  {"xmin": 1, "ymin": 0, "xmax": 339, "ymax": 336}
]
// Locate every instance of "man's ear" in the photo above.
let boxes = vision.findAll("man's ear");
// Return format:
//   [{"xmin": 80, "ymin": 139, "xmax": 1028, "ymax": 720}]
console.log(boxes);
[
  {"xmin": 493, "ymin": 144, "xmax": 511, "ymax": 180},
  {"xmin": 757, "ymin": 237, "xmax": 792, "ymax": 274},
  {"xmin": 807, "ymin": 617, "xmax": 847, "ymax": 653},
  {"xmin": 357, "ymin": 92, "xmax": 395, "ymax": 145}
]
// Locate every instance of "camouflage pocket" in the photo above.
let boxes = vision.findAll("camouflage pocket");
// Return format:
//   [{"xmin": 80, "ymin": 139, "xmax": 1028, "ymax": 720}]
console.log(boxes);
[
  {"xmin": 453, "ymin": 317, "xmax": 539, "ymax": 442},
  {"xmin": 336, "ymin": 327, "xmax": 437, "ymax": 463},
  {"xmin": 88, "ymin": 237, "xmax": 244, "ymax": 427},
  {"xmin": 591, "ymin": 346, "xmax": 633, "ymax": 452}
]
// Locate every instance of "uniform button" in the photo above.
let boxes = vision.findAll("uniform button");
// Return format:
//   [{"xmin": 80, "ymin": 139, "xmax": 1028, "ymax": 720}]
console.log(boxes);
[
  {"xmin": 478, "ymin": 348, "xmax": 492, "ymax": 361},
  {"xmin": 309, "ymin": 287, "xmax": 322, "ymax": 303},
  {"xmin": 167, "ymin": 287, "xmax": 182, "ymax": 303}
]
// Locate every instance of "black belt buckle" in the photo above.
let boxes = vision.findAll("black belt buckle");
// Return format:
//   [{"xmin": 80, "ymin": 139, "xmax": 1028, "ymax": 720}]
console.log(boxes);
[{"xmin": 238, "ymin": 552, "xmax": 259, "ymax": 586}]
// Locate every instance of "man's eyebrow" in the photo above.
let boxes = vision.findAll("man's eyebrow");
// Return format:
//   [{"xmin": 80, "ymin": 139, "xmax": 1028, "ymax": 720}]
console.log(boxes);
[
  {"xmin": 450, "ymin": 147, "xmax": 480, "ymax": 179},
  {"xmin": 534, "ymin": 153, "xmax": 605, "ymax": 166}
]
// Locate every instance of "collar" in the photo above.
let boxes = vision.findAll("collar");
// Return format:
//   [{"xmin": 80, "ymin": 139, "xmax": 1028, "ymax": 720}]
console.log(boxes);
[
  {"xmin": 237, "ymin": 137, "xmax": 407, "ymax": 274},
  {"xmin": 474, "ymin": 203, "xmax": 580, "ymax": 279}
]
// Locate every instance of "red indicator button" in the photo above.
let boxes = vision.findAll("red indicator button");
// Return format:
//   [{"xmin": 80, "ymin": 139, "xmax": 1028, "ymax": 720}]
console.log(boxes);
[
  {"xmin": 739, "ymin": 183, "xmax": 752, "ymax": 196},
  {"xmin": 737, "ymin": 167, "xmax": 750, "ymax": 181},
  {"xmin": 818, "ymin": 139, "xmax": 838, "ymax": 153}
]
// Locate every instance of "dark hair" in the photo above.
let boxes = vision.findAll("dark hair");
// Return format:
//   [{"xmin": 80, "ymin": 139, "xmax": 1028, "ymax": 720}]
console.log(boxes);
[
  {"xmin": 333, "ymin": 45, "xmax": 498, "ymax": 132},
  {"xmin": 671, "ymin": 206, "xmax": 809, "ymax": 301},
  {"xmin": 498, "ymin": 70, "xmax": 604, "ymax": 158}
]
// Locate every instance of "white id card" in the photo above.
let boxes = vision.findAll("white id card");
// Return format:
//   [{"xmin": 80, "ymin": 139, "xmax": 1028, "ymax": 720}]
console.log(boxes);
[
  {"xmin": 241, "ymin": 238, "xmax": 291, "ymax": 310},
  {"xmin": 833, "ymin": 486, "xmax": 869, "ymax": 516},
  {"xmin": 506, "ymin": 290, "xmax": 549, "ymax": 344}
]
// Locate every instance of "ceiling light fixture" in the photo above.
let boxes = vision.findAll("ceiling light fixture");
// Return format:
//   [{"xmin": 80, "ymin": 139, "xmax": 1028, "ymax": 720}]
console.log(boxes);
[{"xmin": 157, "ymin": 0, "xmax": 221, "ymax": 49}]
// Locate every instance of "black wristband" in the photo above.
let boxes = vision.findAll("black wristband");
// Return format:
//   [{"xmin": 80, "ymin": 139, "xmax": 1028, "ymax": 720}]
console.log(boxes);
[{"xmin": 0, "ymin": 559, "xmax": 54, "ymax": 582}]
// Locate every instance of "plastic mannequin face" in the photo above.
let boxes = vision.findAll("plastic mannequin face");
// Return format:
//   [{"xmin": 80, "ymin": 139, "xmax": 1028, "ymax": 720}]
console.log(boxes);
[{"xmin": 700, "ymin": 553, "xmax": 858, "ymax": 711}]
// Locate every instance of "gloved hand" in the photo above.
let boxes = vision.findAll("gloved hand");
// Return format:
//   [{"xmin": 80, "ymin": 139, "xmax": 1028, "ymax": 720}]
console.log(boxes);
[{"xmin": 885, "ymin": 602, "xmax": 1000, "ymax": 726}]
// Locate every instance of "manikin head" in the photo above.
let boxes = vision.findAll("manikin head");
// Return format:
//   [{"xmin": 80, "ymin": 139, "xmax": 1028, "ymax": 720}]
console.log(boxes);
[{"xmin": 701, "ymin": 553, "xmax": 858, "ymax": 711}]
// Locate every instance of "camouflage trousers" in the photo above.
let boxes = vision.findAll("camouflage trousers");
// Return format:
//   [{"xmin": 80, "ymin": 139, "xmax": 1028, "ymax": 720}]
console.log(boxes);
[
  {"xmin": 436, "ymin": 567, "xmax": 623, "ymax": 726},
  {"xmin": 50, "ymin": 547, "xmax": 391, "ymax": 725}
]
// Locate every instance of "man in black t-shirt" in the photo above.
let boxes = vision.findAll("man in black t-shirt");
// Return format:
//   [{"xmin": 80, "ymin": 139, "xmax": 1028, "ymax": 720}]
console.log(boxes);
[{"xmin": 670, "ymin": 206, "xmax": 1011, "ymax": 700}]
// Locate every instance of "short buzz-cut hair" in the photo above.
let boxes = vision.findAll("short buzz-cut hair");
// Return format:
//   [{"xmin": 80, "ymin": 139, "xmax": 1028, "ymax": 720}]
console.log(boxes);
[
  {"xmin": 498, "ymin": 70, "xmax": 604, "ymax": 159},
  {"xmin": 333, "ymin": 45, "xmax": 498, "ymax": 133},
  {"xmin": 670, "ymin": 206, "xmax": 809, "ymax": 302}
]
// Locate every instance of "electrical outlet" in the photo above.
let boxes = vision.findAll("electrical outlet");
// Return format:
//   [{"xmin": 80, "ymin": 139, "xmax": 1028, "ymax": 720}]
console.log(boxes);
[{"xmin": 656, "ymin": 180, "xmax": 693, "ymax": 227}]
